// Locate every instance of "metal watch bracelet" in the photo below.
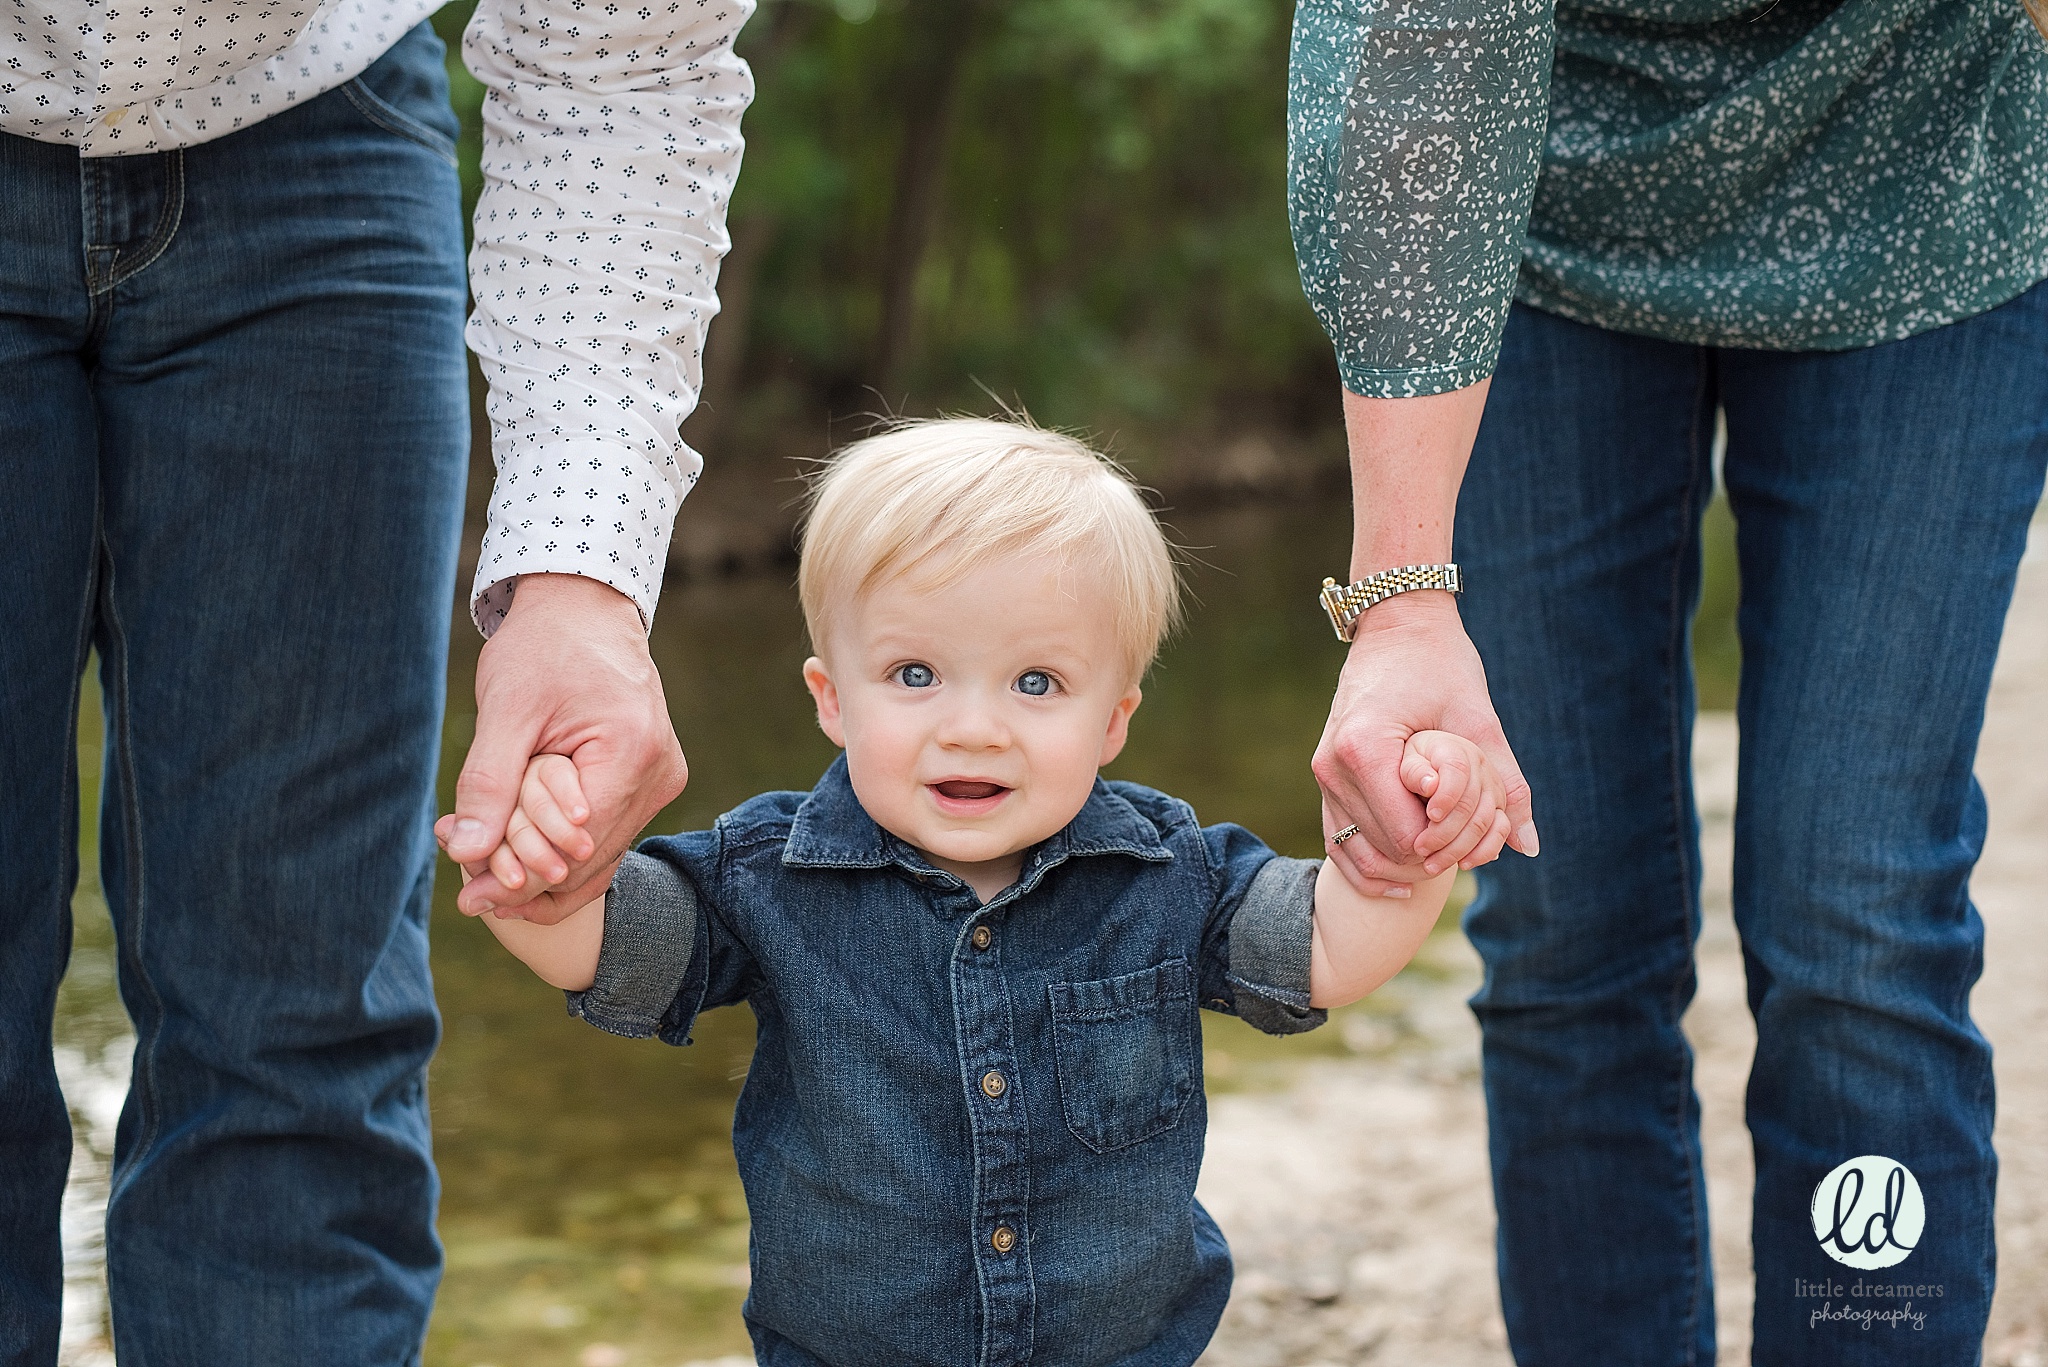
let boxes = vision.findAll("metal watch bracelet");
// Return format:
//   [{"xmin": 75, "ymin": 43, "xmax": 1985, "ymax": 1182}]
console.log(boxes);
[{"xmin": 1318, "ymin": 564, "xmax": 1462, "ymax": 642}]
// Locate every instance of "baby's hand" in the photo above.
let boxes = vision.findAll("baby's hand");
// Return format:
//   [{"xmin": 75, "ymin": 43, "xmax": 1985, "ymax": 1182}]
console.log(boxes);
[
  {"xmin": 1400, "ymin": 730, "xmax": 1514, "ymax": 876},
  {"xmin": 434, "ymin": 754, "xmax": 597, "ymax": 917},
  {"xmin": 439, "ymin": 754, "xmax": 611, "ymax": 988}
]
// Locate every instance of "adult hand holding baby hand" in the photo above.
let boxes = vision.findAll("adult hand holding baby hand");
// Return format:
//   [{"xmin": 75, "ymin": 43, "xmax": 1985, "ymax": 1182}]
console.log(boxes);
[
  {"xmin": 1314, "ymin": 384, "xmax": 1539, "ymax": 896},
  {"xmin": 1312, "ymin": 586, "xmax": 1537, "ymax": 895},
  {"xmin": 443, "ymin": 574, "xmax": 687, "ymax": 923},
  {"xmin": 437, "ymin": 754, "xmax": 623, "ymax": 929},
  {"xmin": 1401, "ymin": 725, "xmax": 1515, "ymax": 875}
]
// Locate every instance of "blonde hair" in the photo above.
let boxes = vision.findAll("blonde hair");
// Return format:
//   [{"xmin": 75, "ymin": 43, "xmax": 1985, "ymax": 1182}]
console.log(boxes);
[{"xmin": 798, "ymin": 418, "xmax": 1181, "ymax": 682}]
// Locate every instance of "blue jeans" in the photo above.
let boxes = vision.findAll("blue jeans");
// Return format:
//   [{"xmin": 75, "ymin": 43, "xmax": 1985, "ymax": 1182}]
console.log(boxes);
[
  {"xmin": 0, "ymin": 24, "xmax": 466, "ymax": 1367},
  {"xmin": 1457, "ymin": 285, "xmax": 2048, "ymax": 1366}
]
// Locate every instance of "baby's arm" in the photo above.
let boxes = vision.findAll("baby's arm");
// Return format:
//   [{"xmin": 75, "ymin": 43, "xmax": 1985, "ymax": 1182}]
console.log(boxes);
[
  {"xmin": 445, "ymin": 756, "xmax": 613, "ymax": 991},
  {"xmin": 1308, "ymin": 855, "xmax": 1454, "ymax": 1008},
  {"xmin": 474, "ymin": 877, "xmax": 608, "ymax": 990},
  {"xmin": 1309, "ymin": 730, "xmax": 1502, "ymax": 1007}
]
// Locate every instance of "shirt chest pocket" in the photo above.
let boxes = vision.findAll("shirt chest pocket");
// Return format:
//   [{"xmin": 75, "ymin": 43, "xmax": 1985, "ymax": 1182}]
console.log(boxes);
[{"xmin": 1047, "ymin": 959, "xmax": 1200, "ymax": 1154}]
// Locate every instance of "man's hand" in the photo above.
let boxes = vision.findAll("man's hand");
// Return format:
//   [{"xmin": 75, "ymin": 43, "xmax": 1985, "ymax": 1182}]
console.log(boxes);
[
  {"xmin": 1312, "ymin": 592, "xmax": 1537, "ymax": 896},
  {"xmin": 445, "ymin": 574, "xmax": 687, "ymax": 923}
]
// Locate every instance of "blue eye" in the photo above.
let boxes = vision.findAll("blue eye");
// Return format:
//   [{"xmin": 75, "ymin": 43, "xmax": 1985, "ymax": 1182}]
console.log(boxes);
[
  {"xmin": 1015, "ymin": 671, "xmax": 1053, "ymax": 697},
  {"xmin": 897, "ymin": 663, "xmax": 935, "ymax": 688}
]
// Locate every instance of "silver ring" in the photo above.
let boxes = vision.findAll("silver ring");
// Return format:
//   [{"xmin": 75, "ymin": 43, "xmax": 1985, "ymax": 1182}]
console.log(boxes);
[{"xmin": 1329, "ymin": 823, "xmax": 1361, "ymax": 847}]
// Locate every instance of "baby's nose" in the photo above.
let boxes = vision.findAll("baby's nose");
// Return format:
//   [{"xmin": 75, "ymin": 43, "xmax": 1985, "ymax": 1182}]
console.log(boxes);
[{"xmin": 936, "ymin": 697, "xmax": 1010, "ymax": 748}]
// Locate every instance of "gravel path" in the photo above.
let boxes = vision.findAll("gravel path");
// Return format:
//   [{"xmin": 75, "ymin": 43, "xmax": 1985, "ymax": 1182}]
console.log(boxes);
[{"xmin": 1195, "ymin": 528, "xmax": 2048, "ymax": 1367}]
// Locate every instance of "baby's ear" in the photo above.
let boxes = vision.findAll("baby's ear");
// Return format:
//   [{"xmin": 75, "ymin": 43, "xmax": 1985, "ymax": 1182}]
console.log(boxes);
[
  {"xmin": 802, "ymin": 656, "xmax": 847, "ymax": 747},
  {"xmin": 1096, "ymin": 684, "xmax": 1143, "ymax": 767}
]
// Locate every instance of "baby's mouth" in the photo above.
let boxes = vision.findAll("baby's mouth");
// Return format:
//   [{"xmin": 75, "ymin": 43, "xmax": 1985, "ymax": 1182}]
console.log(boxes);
[{"xmin": 931, "ymin": 780, "xmax": 1009, "ymax": 802}]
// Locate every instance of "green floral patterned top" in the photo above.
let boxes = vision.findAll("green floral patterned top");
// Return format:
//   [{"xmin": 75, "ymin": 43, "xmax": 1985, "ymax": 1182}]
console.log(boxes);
[{"xmin": 1288, "ymin": 0, "xmax": 2048, "ymax": 398}]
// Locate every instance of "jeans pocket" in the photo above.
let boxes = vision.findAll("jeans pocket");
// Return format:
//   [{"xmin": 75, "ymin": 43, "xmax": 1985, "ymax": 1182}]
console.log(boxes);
[
  {"xmin": 342, "ymin": 80, "xmax": 457, "ymax": 165},
  {"xmin": 1048, "ymin": 959, "xmax": 1199, "ymax": 1154}
]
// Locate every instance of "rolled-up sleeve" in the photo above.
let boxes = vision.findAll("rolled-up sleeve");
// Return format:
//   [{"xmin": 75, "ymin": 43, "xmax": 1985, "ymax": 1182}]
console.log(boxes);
[
  {"xmin": 463, "ymin": 0, "xmax": 756, "ymax": 635},
  {"xmin": 1224, "ymin": 854, "xmax": 1327, "ymax": 1034},
  {"xmin": 1288, "ymin": 0, "xmax": 1554, "ymax": 398},
  {"xmin": 1199, "ymin": 823, "xmax": 1327, "ymax": 1036},
  {"xmin": 565, "ymin": 849, "xmax": 710, "ymax": 1044}
]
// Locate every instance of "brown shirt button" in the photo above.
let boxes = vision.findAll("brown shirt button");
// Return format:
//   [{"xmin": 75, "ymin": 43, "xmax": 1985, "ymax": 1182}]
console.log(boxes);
[
  {"xmin": 970, "ymin": 925, "xmax": 993, "ymax": 951},
  {"xmin": 980, "ymin": 1070, "xmax": 1007, "ymax": 1099},
  {"xmin": 990, "ymin": 1225, "xmax": 1016, "ymax": 1254}
]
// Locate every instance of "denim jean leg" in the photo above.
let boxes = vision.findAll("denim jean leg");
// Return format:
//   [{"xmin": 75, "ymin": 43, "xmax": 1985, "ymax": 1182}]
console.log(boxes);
[
  {"xmin": 0, "ymin": 131, "xmax": 103, "ymax": 1367},
  {"xmin": 73, "ymin": 23, "xmax": 467, "ymax": 1366},
  {"xmin": 1456, "ymin": 304, "xmax": 1721, "ymax": 1367},
  {"xmin": 1722, "ymin": 279, "xmax": 2048, "ymax": 1366}
]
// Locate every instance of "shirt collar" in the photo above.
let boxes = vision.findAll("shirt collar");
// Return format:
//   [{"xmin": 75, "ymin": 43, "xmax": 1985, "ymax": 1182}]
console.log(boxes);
[{"xmin": 782, "ymin": 754, "xmax": 1173, "ymax": 884}]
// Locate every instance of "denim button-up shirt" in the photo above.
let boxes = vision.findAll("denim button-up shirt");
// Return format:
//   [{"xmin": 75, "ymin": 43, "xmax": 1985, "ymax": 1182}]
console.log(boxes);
[{"xmin": 567, "ymin": 757, "xmax": 1325, "ymax": 1367}]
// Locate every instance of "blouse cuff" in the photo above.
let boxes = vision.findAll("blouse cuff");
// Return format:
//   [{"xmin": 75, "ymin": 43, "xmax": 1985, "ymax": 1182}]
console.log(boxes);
[{"xmin": 1336, "ymin": 352, "xmax": 1499, "ymax": 402}]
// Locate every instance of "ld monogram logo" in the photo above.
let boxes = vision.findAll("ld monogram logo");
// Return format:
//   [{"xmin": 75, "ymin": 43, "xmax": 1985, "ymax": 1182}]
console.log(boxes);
[{"xmin": 1810, "ymin": 1155, "xmax": 1924, "ymax": 1270}]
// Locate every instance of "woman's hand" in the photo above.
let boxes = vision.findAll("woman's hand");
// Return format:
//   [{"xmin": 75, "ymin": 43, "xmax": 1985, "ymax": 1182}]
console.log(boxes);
[
  {"xmin": 1314, "ymin": 593, "xmax": 1537, "ymax": 893},
  {"xmin": 1315, "ymin": 381, "xmax": 1539, "ymax": 894}
]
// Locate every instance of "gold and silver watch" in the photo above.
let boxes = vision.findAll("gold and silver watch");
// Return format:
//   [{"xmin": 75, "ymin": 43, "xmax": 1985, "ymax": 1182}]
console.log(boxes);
[{"xmin": 1318, "ymin": 564, "xmax": 1462, "ymax": 642}]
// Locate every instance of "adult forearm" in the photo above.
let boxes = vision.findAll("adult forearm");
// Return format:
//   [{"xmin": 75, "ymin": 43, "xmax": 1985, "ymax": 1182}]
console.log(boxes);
[
  {"xmin": 1341, "ymin": 382, "xmax": 1489, "ymax": 583},
  {"xmin": 461, "ymin": 0, "xmax": 753, "ymax": 637},
  {"xmin": 1312, "ymin": 379, "xmax": 1538, "ymax": 889},
  {"xmin": 1287, "ymin": 0, "xmax": 1553, "ymax": 402}
]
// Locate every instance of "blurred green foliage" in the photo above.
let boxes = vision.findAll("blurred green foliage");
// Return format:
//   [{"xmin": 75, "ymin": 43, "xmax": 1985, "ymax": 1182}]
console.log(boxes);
[
  {"xmin": 426, "ymin": 0, "xmax": 1743, "ymax": 692},
  {"xmin": 1695, "ymin": 492, "xmax": 1741, "ymax": 710},
  {"xmin": 426, "ymin": 0, "xmax": 1743, "ymax": 689},
  {"xmin": 429, "ymin": 0, "xmax": 1337, "ymax": 467}
]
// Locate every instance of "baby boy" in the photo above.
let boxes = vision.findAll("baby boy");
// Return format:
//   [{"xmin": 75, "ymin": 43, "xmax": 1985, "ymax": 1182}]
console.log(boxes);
[{"xmin": 453, "ymin": 418, "xmax": 1512, "ymax": 1365}]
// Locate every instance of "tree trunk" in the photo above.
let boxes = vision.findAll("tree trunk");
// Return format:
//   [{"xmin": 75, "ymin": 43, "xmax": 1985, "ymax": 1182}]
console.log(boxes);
[
  {"xmin": 687, "ymin": 210, "xmax": 777, "ymax": 451},
  {"xmin": 682, "ymin": 0, "xmax": 817, "ymax": 452},
  {"xmin": 872, "ymin": 0, "xmax": 984, "ymax": 397}
]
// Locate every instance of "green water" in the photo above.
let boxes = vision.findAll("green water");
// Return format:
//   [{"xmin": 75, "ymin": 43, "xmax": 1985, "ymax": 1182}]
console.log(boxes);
[{"xmin": 55, "ymin": 500, "xmax": 1739, "ymax": 1367}]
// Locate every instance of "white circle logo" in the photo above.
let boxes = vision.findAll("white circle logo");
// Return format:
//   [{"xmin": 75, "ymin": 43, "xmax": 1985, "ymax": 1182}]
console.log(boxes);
[{"xmin": 1810, "ymin": 1155, "xmax": 1924, "ymax": 1269}]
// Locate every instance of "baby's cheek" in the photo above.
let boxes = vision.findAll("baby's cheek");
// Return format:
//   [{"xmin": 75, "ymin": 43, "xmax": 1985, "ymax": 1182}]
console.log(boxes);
[
  {"xmin": 841, "ymin": 744, "xmax": 917, "ymax": 827},
  {"xmin": 1031, "ymin": 742, "xmax": 1108, "ymax": 831}
]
